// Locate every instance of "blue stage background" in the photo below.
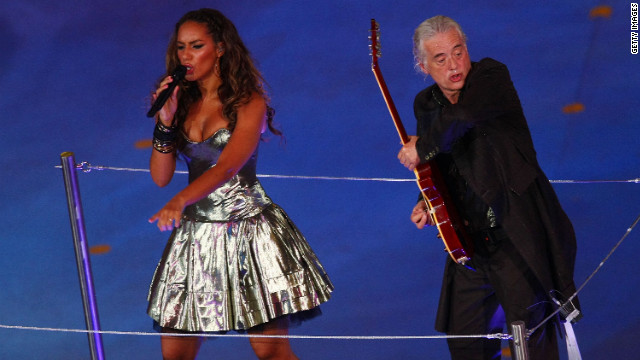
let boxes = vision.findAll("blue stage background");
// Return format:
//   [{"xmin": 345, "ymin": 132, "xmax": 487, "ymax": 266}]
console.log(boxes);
[{"xmin": 1, "ymin": 1, "xmax": 638, "ymax": 359}]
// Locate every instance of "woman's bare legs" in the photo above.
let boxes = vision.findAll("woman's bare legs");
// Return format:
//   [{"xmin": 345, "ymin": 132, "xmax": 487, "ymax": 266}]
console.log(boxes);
[
  {"xmin": 160, "ymin": 328, "xmax": 203, "ymax": 360},
  {"xmin": 159, "ymin": 317, "xmax": 298, "ymax": 360},
  {"xmin": 249, "ymin": 317, "xmax": 299, "ymax": 360}
]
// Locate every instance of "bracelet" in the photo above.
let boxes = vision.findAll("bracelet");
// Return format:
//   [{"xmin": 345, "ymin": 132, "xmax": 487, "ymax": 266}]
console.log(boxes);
[
  {"xmin": 156, "ymin": 121, "xmax": 177, "ymax": 133},
  {"xmin": 152, "ymin": 138, "xmax": 176, "ymax": 153},
  {"xmin": 153, "ymin": 122, "xmax": 178, "ymax": 143}
]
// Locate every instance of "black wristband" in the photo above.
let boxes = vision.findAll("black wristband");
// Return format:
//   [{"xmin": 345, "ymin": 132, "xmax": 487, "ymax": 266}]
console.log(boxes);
[{"xmin": 153, "ymin": 122, "xmax": 178, "ymax": 142}]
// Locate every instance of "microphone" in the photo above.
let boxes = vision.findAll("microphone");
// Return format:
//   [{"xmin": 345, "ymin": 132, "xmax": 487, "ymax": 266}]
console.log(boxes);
[{"xmin": 146, "ymin": 65, "xmax": 188, "ymax": 118}]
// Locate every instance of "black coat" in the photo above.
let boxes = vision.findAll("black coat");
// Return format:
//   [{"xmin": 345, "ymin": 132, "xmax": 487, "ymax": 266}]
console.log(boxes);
[{"xmin": 413, "ymin": 58, "xmax": 579, "ymax": 329}]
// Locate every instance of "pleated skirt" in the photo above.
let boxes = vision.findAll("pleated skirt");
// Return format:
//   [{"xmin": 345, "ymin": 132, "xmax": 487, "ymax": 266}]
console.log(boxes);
[{"xmin": 147, "ymin": 203, "xmax": 333, "ymax": 332}]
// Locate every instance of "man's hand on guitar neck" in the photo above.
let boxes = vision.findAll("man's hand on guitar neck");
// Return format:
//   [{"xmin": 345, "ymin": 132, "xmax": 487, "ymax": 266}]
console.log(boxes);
[{"xmin": 397, "ymin": 136, "xmax": 421, "ymax": 171}]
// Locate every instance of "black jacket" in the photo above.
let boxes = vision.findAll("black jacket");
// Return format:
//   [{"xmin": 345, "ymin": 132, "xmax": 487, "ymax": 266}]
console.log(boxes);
[{"xmin": 414, "ymin": 58, "xmax": 579, "ymax": 330}]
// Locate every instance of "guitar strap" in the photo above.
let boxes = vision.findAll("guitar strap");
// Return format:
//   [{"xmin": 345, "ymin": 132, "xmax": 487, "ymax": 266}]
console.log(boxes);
[
  {"xmin": 562, "ymin": 319, "xmax": 582, "ymax": 360},
  {"xmin": 551, "ymin": 292, "xmax": 582, "ymax": 360}
]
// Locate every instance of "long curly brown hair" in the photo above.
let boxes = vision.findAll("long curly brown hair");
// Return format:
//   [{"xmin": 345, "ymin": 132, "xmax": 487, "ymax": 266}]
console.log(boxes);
[{"xmin": 162, "ymin": 8, "xmax": 280, "ymax": 136}]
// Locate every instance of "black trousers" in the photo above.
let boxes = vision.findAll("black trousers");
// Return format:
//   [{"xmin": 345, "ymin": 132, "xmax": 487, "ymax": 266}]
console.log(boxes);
[{"xmin": 441, "ymin": 231, "xmax": 559, "ymax": 360}]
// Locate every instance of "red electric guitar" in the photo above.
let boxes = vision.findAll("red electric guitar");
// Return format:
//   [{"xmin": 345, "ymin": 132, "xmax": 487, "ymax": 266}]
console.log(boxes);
[{"xmin": 369, "ymin": 19, "xmax": 472, "ymax": 265}]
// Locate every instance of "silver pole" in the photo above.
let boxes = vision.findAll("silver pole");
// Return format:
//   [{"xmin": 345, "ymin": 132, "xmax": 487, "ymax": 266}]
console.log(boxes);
[
  {"xmin": 510, "ymin": 320, "xmax": 529, "ymax": 360},
  {"xmin": 60, "ymin": 152, "xmax": 105, "ymax": 360}
]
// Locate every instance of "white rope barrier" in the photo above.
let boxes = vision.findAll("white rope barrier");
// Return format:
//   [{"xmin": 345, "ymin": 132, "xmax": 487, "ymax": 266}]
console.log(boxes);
[
  {"xmin": 528, "ymin": 212, "xmax": 640, "ymax": 336},
  {"xmin": 54, "ymin": 162, "xmax": 640, "ymax": 184},
  {"xmin": 8, "ymin": 211, "xmax": 633, "ymax": 344},
  {"xmin": 0, "ymin": 323, "xmax": 509, "ymax": 340},
  {"xmin": 28, "ymin": 161, "xmax": 636, "ymax": 347}
]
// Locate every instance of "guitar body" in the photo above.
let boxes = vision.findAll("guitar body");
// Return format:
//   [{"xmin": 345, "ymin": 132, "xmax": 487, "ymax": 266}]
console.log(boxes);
[
  {"xmin": 369, "ymin": 19, "xmax": 472, "ymax": 265},
  {"xmin": 415, "ymin": 161, "xmax": 472, "ymax": 264}
]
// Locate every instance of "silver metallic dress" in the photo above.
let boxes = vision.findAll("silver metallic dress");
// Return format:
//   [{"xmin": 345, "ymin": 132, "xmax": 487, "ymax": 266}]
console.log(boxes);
[{"xmin": 147, "ymin": 128, "xmax": 333, "ymax": 332}]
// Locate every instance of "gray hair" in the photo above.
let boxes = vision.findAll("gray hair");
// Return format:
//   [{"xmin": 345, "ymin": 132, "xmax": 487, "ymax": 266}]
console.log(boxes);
[{"xmin": 412, "ymin": 15, "xmax": 467, "ymax": 70}]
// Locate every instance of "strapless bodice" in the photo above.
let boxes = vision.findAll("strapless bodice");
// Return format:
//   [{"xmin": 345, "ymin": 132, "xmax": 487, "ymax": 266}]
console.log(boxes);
[{"xmin": 179, "ymin": 128, "xmax": 272, "ymax": 222}]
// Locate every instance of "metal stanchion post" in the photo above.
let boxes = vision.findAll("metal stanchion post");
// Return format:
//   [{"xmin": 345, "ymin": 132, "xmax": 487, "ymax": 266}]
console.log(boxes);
[
  {"xmin": 60, "ymin": 152, "xmax": 105, "ymax": 360},
  {"xmin": 510, "ymin": 320, "xmax": 529, "ymax": 360}
]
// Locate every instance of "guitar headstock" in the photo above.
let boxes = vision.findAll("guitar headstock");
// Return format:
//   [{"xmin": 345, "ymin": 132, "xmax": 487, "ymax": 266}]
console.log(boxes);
[{"xmin": 369, "ymin": 19, "xmax": 381, "ymax": 69}]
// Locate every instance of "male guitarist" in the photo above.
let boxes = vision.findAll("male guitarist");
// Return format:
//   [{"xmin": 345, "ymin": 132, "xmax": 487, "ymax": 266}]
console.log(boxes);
[{"xmin": 396, "ymin": 15, "xmax": 580, "ymax": 360}]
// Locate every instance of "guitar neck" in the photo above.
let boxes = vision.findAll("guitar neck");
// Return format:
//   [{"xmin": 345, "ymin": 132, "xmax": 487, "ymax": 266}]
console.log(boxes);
[
  {"xmin": 371, "ymin": 65, "xmax": 410, "ymax": 145},
  {"xmin": 369, "ymin": 19, "xmax": 472, "ymax": 266},
  {"xmin": 369, "ymin": 18, "xmax": 410, "ymax": 146}
]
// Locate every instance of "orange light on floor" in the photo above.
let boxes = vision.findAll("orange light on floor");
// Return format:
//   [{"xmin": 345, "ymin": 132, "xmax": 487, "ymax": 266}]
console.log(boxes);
[
  {"xmin": 502, "ymin": 346, "xmax": 512, "ymax": 357},
  {"xmin": 562, "ymin": 102, "xmax": 585, "ymax": 114},
  {"xmin": 135, "ymin": 139, "xmax": 153, "ymax": 149},
  {"xmin": 589, "ymin": 5, "xmax": 612, "ymax": 19},
  {"xmin": 89, "ymin": 244, "xmax": 112, "ymax": 255}
]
